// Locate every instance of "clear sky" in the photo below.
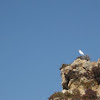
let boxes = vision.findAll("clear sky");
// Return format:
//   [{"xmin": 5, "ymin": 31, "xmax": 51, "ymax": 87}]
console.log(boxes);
[{"xmin": 0, "ymin": 0, "xmax": 100, "ymax": 100}]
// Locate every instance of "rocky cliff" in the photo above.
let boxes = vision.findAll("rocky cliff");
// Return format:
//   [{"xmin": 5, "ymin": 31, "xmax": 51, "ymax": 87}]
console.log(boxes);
[{"xmin": 49, "ymin": 55, "xmax": 100, "ymax": 100}]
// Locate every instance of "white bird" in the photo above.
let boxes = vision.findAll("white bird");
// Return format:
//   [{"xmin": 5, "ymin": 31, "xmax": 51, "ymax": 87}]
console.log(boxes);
[{"xmin": 79, "ymin": 50, "xmax": 84, "ymax": 55}]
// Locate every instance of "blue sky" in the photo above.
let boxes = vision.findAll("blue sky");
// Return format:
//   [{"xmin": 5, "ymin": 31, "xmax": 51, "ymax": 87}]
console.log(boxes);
[{"xmin": 0, "ymin": 0, "xmax": 100, "ymax": 100}]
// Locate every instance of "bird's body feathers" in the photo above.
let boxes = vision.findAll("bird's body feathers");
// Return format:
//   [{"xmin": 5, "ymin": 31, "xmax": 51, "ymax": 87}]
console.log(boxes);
[{"xmin": 79, "ymin": 50, "xmax": 84, "ymax": 55}]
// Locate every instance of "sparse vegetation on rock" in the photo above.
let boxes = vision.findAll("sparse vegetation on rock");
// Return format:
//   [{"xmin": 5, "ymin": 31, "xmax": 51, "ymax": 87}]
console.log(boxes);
[
  {"xmin": 82, "ymin": 89, "xmax": 97, "ymax": 100},
  {"xmin": 59, "ymin": 64, "xmax": 71, "ymax": 70},
  {"xmin": 77, "ymin": 55, "xmax": 91, "ymax": 61},
  {"xmin": 92, "ymin": 67, "xmax": 100, "ymax": 85}
]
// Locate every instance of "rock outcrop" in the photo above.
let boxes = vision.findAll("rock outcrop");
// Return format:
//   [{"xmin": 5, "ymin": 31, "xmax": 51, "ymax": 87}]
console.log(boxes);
[{"xmin": 49, "ymin": 56, "xmax": 100, "ymax": 100}]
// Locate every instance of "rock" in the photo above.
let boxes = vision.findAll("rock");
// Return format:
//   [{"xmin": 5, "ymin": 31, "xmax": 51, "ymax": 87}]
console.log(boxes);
[
  {"xmin": 49, "ymin": 56, "xmax": 100, "ymax": 100},
  {"xmin": 62, "ymin": 89, "xmax": 67, "ymax": 94}
]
